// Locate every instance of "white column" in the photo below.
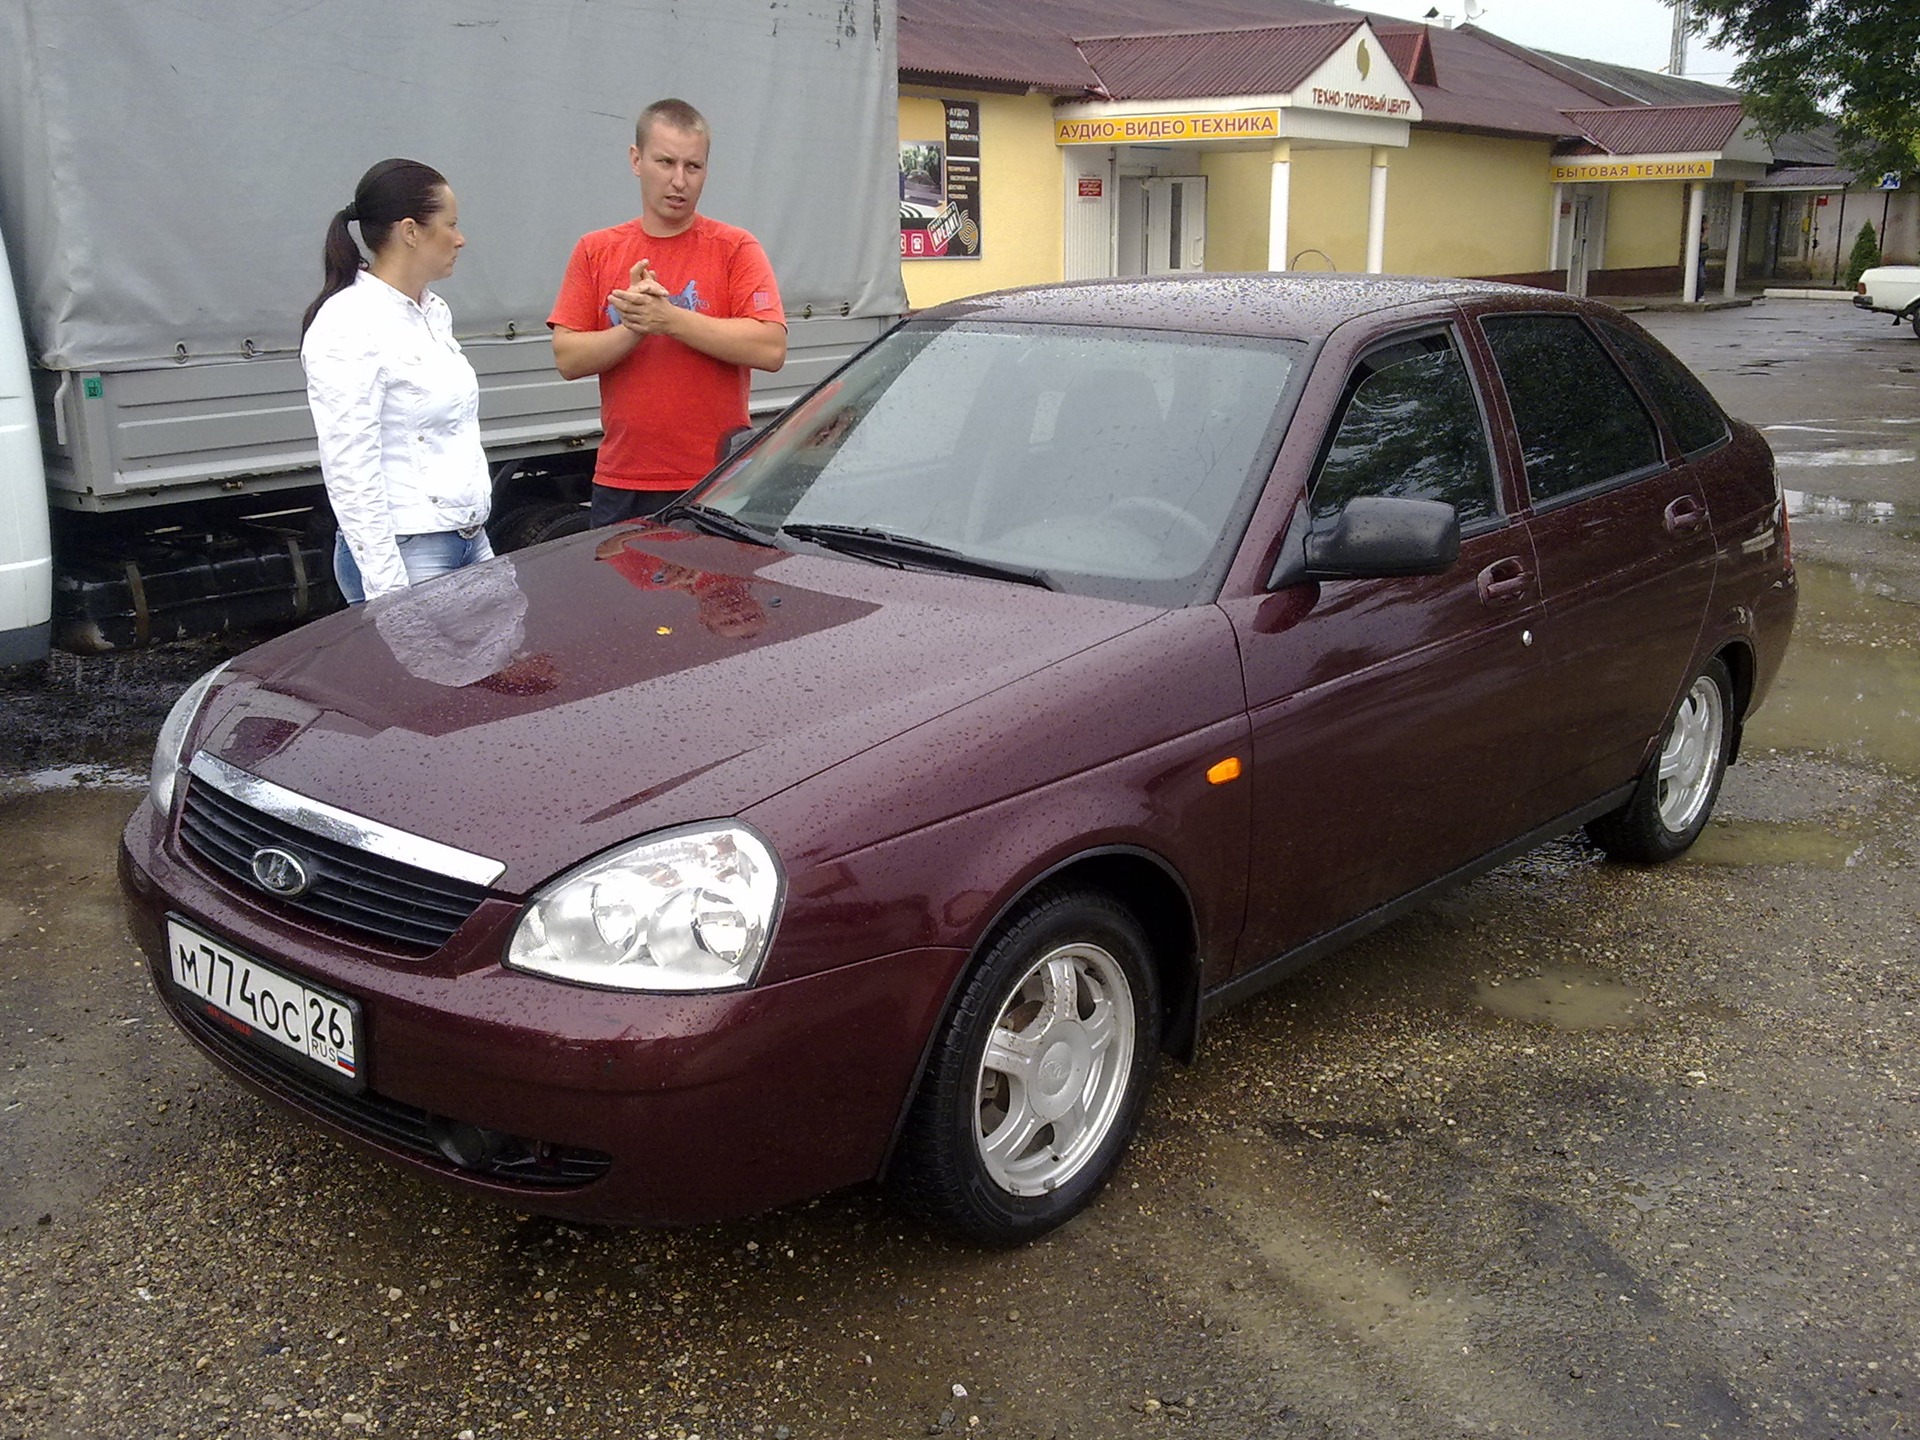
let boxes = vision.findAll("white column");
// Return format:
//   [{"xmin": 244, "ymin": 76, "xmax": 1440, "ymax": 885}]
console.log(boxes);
[
  {"xmin": 1548, "ymin": 184, "xmax": 1565, "ymax": 271},
  {"xmin": 1723, "ymin": 182, "xmax": 1746, "ymax": 298},
  {"xmin": 1683, "ymin": 180, "xmax": 1707, "ymax": 303},
  {"xmin": 1366, "ymin": 147, "xmax": 1390, "ymax": 274},
  {"xmin": 1267, "ymin": 140, "xmax": 1292, "ymax": 271}
]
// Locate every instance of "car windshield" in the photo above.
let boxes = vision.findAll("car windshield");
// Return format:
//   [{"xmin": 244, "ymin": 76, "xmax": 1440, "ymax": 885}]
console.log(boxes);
[{"xmin": 691, "ymin": 320, "xmax": 1301, "ymax": 605}]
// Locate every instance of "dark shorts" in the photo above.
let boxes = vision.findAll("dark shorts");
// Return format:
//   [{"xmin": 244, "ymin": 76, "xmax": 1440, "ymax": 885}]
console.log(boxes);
[{"xmin": 590, "ymin": 484, "xmax": 684, "ymax": 529}]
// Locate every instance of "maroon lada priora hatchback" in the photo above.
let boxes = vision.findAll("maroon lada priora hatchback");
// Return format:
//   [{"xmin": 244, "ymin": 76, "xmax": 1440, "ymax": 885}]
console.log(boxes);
[{"xmin": 121, "ymin": 276, "xmax": 1796, "ymax": 1242}]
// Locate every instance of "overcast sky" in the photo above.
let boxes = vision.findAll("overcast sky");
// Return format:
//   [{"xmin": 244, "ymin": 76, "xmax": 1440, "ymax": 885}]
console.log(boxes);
[{"xmin": 1345, "ymin": 0, "xmax": 1746, "ymax": 85}]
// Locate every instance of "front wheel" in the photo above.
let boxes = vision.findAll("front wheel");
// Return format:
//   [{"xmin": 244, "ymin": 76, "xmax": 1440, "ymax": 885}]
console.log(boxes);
[
  {"xmin": 888, "ymin": 886, "xmax": 1160, "ymax": 1244},
  {"xmin": 1587, "ymin": 656, "xmax": 1733, "ymax": 863}
]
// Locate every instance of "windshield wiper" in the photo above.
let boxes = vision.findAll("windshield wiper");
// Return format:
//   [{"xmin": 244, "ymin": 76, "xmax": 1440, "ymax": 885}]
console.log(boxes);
[
  {"xmin": 778, "ymin": 523, "xmax": 1055, "ymax": 590},
  {"xmin": 659, "ymin": 502, "xmax": 777, "ymax": 548}
]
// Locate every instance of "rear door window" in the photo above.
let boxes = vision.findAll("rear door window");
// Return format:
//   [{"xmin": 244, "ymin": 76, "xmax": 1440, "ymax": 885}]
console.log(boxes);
[
  {"xmin": 1310, "ymin": 330, "xmax": 1500, "ymax": 531},
  {"xmin": 1481, "ymin": 314, "xmax": 1662, "ymax": 506},
  {"xmin": 1595, "ymin": 318, "xmax": 1731, "ymax": 457}
]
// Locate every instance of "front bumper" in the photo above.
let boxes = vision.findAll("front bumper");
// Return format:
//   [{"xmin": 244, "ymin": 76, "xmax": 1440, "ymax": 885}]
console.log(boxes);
[{"xmin": 120, "ymin": 800, "xmax": 968, "ymax": 1225}]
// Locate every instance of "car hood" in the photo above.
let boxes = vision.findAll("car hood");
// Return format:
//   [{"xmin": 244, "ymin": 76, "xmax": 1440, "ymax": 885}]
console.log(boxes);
[{"xmin": 189, "ymin": 527, "xmax": 1161, "ymax": 889}]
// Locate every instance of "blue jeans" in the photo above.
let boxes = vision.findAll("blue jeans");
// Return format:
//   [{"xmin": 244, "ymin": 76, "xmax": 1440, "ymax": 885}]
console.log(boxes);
[{"xmin": 334, "ymin": 529, "xmax": 495, "ymax": 605}]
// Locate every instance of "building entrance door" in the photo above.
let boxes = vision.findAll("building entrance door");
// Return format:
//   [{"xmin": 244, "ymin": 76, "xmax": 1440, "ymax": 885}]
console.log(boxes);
[
  {"xmin": 1567, "ymin": 194, "xmax": 1593, "ymax": 297},
  {"xmin": 1146, "ymin": 176, "xmax": 1208, "ymax": 274}
]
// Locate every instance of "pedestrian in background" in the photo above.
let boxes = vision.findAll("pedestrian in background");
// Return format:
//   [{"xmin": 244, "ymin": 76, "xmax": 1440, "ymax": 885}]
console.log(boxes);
[
  {"xmin": 548, "ymin": 98, "xmax": 787, "ymax": 528},
  {"xmin": 301, "ymin": 158, "xmax": 493, "ymax": 603}
]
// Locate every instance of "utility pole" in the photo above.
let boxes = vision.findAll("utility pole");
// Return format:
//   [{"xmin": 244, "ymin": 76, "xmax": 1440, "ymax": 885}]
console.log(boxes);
[{"xmin": 1669, "ymin": 0, "xmax": 1689, "ymax": 76}]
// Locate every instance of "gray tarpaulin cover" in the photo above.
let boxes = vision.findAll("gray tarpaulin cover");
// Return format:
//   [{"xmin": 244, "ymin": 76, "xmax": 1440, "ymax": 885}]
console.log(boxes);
[{"xmin": 0, "ymin": 0, "xmax": 904, "ymax": 370}]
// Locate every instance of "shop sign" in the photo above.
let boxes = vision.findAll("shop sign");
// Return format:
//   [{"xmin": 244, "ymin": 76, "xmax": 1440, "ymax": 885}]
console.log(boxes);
[
  {"xmin": 901, "ymin": 100, "xmax": 983, "ymax": 259},
  {"xmin": 1550, "ymin": 159, "xmax": 1716, "ymax": 182},
  {"xmin": 1303, "ymin": 87, "xmax": 1414, "ymax": 117},
  {"xmin": 1077, "ymin": 177, "xmax": 1103, "ymax": 198},
  {"xmin": 1055, "ymin": 110, "xmax": 1279, "ymax": 145}
]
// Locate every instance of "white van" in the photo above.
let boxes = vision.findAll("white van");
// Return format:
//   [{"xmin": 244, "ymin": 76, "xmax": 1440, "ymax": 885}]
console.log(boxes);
[{"xmin": 0, "ymin": 226, "xmax": 52, "ymax": 665}]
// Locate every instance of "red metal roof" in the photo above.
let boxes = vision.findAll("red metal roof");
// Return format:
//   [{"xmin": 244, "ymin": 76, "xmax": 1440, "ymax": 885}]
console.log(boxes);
[
  {"xmin": 1076, "ymin": 22, "xmax": 1358, "ymax": 102},
  {"xmin": 899, "ymin": 0, "xmax": 1365, "ymax": 93},
  {"xmin": 1376, "ymin": 27, "xmax": 1435, "ymax": 88},
  {"xmin": 1391, "ymin": 20, "xmax": 1598, "ymax": 138},
  {"xmin": 1561, "ymin": 103, "xmax": 1746, "ymax": 155}
]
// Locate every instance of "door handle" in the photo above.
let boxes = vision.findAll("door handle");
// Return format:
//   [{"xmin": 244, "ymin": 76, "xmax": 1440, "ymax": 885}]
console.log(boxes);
[
  {"xmin": 1665, "ymin": 496, "xmax": 1707, "ymax": 535},
  {"xmin": 1477, "ymin": 557, "xmax": 1531, "ymax": 605}
]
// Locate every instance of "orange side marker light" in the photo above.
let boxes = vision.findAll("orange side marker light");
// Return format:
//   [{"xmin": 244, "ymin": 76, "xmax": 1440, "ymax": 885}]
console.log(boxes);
[{"xmin": 1207, "ymin": 756, "xmax": 1243, "ymax": 785}]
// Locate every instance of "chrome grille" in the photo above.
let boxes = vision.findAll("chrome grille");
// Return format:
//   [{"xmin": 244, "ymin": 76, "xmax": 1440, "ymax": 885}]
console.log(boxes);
[{"xmin": 179, "ymin": 769, "xmax": 492, "ymax": 953}]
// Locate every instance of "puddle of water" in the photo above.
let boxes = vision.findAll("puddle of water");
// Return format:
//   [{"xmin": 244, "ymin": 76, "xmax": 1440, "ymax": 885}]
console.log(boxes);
[
  {"xmin": 1687, "ymin": 819, "xmax": 1863, "ymax": 868},
  {"xmin": 1783, "ymin": 490, "xmax": 1903, "ymax": 523},
  {"xmin": 0, "ymin": 764, "xmax": 149, "ymax": 799},
  {"xmin": 1777, "ymin": 449, "xmax": 1918, "ymax": 470},
  {"xmin": 1764, "ymin": 419, "xmax": 1920, "ymax": 432},
  {"xmin": 1745, "ymin": 562, "xmax": 1920, "ymax": 777},
  {"xmin": 1473, "ymin": 967, "xmax": 1643, "ymax": 1031}
]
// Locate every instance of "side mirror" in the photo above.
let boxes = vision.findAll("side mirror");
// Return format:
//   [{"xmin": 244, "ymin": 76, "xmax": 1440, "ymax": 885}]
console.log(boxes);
[
  {"xmin": 716, "ymin": 425, "xmax": 756, "ymax": 463},
  {"xmin": 1269, "ymin": 495, "xmax": 1460, "ymax": 588}
]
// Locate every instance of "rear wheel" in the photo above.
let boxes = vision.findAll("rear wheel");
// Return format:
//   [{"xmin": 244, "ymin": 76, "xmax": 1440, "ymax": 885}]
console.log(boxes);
[
  {"xmin": 1587, "ymin": 656, "xmax": 1733, "ymax": 863},
  {"xmin": 888, "ymin": 886, "xmax": 1159, "ymax": 1244}
]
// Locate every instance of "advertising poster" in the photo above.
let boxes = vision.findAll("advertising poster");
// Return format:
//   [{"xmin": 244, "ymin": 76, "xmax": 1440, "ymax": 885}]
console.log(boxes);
[{"xmin": 901, "ymin": 99, "xmax": 982, "ymax": 259}]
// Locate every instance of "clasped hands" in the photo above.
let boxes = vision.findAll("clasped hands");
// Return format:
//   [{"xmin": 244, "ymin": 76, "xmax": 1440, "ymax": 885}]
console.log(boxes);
[{"xmin": 608, "ymin": 259, "xmax": 677, "ymax": 336}]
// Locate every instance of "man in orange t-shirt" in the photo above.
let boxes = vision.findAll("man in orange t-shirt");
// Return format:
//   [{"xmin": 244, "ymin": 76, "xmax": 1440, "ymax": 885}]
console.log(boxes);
[{"xmin": 548, "ymin": 98, "xmax": 787, "ymax": 527}]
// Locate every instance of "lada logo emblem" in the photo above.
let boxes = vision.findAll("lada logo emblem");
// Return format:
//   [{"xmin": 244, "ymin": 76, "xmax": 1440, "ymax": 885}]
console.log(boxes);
[{"xmin": 250, "ymin": 846, "xmax": 312, "ymax": 898}]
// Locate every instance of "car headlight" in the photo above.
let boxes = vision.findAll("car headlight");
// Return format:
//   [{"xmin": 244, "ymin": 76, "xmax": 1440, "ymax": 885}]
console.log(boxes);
[
  {"xmin": 148, "ymin": 662, "xmax": 229, "ymax": 815},
  {"xmin": 507, "ymin": 824, "xmax": 783, "ymax": 992}
]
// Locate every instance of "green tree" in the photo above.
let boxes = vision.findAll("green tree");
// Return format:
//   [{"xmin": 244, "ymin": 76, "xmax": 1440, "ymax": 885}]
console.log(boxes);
[
  {"xmin": 1682, "ymin": 0, "xmax": 1920, "ymax": 177},
  {"xmin": 1844, "ymin": 221, "xmax": 1882, "ymax": 287}
]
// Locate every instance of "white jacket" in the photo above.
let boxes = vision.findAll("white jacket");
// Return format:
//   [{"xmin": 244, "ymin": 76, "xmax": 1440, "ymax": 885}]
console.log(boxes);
[{"xmin": 302, "ymin": 272, "xmax": 492, "ymax": 598}]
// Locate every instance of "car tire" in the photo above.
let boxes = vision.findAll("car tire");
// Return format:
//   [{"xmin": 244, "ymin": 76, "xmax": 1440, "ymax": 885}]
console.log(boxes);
[
  {"xmin": 888, "ymin": 885, "xmax": 1160, "ymax": 1244},
  {"xmin": 1910, "ymin": 308, "xmax": 1920, "ymax": 342},
  {"xmin": 1587, "ymin": 656, "xmax": 1733, "ymax": 863}
]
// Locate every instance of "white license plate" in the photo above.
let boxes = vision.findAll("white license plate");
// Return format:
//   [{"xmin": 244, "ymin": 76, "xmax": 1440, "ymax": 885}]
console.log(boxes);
[{"xmin": 166, "ymin": 918, "xmax": 361, "ymax": 1086}]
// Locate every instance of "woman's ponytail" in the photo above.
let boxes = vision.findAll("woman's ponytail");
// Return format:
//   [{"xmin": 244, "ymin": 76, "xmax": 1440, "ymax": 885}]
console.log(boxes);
[{"xmin": 300, "ymin": 206, "xmax": 365, "ymax": 338}]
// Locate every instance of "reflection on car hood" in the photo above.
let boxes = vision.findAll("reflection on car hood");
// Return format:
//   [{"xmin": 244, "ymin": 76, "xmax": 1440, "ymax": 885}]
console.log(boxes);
[{"xmin": 190, "ymin": 527, "xmax": 1159, "ymax": 889}]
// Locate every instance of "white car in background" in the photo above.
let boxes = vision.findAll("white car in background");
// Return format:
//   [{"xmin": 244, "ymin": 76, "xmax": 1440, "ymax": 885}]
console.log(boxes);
[{"xmin": 1853, "ymin": 265, "xmax": 1920, "ymax": 336}]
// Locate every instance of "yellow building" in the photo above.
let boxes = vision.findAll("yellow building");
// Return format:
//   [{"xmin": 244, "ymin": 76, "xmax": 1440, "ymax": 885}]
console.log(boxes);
[{"xmin": 895, "ymin": 1, "xmax": 1788, "ymax": 310}]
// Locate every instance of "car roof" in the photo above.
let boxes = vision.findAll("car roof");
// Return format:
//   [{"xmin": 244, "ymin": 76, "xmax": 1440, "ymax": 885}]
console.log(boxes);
[{"xmin": 917, "ymin": 272, "xmax": 1549, "ymax": 341}]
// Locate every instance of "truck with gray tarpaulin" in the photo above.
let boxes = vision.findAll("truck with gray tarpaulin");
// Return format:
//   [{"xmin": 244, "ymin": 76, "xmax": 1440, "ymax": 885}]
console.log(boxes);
[{"xmin": 0, "ymin": 0, "xmax": 904, "ymax": 659}]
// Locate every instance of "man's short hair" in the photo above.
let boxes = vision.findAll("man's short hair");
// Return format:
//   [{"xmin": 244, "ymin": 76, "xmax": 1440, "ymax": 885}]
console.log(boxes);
[{"xmin": 636, "ymin": 98, "xmax": 711, "ymax": 150}]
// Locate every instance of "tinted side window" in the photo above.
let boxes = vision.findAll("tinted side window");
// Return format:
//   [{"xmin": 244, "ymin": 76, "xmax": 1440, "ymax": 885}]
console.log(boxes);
[
  {"xmin": 1596, "ymin": 318, "xmax": 1731, "ymax": 456},
  {"xmin": 1482, "ymin": 314, "xmax": 1662, "ymax": 504},
  {"xmin": 1311, "ymin": 332, "xmax": 1499, "ymax": 528}
]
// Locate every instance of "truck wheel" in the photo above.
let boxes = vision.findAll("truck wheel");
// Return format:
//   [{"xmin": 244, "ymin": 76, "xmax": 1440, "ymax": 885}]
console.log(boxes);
[
  {"xmin": 1587, "ymin": 657, "xmax": 1732, "ymax": 863},
  {"xmin": 491, "ymin": 501, "xmax": 588, "ymax": 553},
  {"xmin": 888, "ymin": 885, "xmax": 1159, "ymax": 1244}
]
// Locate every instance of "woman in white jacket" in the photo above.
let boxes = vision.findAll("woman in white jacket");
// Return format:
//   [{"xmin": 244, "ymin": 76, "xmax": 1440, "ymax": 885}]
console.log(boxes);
[{"xmin": 300, "ymin": 159, "xmax": 492, "ymax": 603}]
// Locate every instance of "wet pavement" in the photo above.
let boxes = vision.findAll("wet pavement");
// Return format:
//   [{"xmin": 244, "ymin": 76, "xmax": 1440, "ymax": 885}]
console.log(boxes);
[{"xmin": 2, "ymin": 298, "xmax": 1916, "ymax": 1440}]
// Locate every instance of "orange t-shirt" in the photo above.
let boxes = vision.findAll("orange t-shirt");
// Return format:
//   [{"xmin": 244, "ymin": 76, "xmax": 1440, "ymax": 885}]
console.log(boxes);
[{"xmin": 548, "ymin": 215, "xmax": 784, "ymax": 490}]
